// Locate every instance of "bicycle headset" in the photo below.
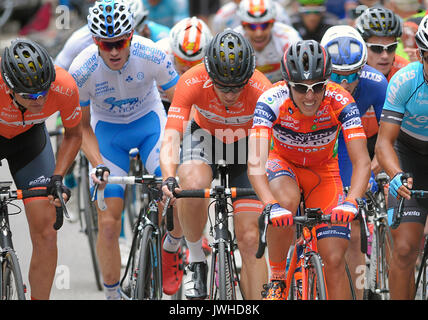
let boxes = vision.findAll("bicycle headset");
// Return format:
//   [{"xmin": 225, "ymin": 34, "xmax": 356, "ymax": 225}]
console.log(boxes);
[
  {"xmin": 204, "ymin": 29, "xmax": 256, "ymax": 87},
  {"xmin": 355, "ymin": 6, "xmax": 402, "ymax": 41},
  {"xmin": 281, "ymin": 39, "xmax": 332, "ymax": 82},
  {"xmin": 87, "ymin": 0, "xmax": 134, "ymax": 39}
]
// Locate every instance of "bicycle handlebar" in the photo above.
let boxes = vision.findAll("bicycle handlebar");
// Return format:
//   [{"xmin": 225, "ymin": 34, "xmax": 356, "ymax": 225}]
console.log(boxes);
[
  {"xmin": 174, "ymin": 187, "xmax": 256, "ymax": 199},
  {"xmin": 393, "ymin": 189, "xmax": 428, "ymax": 229}
]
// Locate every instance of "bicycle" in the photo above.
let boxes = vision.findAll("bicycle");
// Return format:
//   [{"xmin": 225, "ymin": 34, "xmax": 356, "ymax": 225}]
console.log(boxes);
[
  {"xmin": 363, "ymin": 172, "xmax": 393, "ymax": 300},
  {"xmin": 392, "ymin": 187, "xmax": 428, "ymax": 300},
  {"xmin": 256, "ymin": 201, "xmax": 365, "ymax": 300},
  {"xmin": 174, "ymin": 163, "xmax": 255, "ymax": 300},
  {"xmin": 75, "ymin": 151, "xmax": 102, "ymax": 291},
  {"xmin": 0, "ymin": 181, "xmax": 65, "ymax": 300},
  {"xmin": 95, "ymin": 174, "xmax": 174, "ymax": 300}
]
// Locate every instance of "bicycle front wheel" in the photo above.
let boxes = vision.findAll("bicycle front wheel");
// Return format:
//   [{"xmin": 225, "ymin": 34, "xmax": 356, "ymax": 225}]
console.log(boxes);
[
  {"xmin": 306, "ymin": 252, "xmax": 327, "ymax": 300},
  {"xmin": 2, "ymin": 250, "xmax": 25, "ymax": 300},
  {"xmin": 135, "ymin": 225, "xmax": 162, "ymax": 300}
]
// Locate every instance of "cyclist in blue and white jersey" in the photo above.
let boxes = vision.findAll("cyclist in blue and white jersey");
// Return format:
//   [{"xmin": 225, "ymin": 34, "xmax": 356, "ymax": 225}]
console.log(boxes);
[
  {"xmin": 55, "ymin": 0, "xmax": 171, "ymax": 71},
  {"xmin": 375, "ymin": 15, "xmax": 428, "ymax": 300},
  {"xmin": 142, "ymin": 0, "xmax": 189, "ymax": 28},
  {"xmin": 321, "ymin": 25, "xmax": 388, "ymax": 300},
  {"xmin": 68, "ymin": 0, "xmax": 179, "ymax": 300}
]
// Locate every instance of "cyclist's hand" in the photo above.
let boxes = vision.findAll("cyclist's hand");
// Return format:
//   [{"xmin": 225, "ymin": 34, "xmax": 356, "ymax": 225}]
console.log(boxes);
[
  {"xmin": 91, "ymin": 164, "xmax": 110, "ymax": 190},
  {"xmin": 266, "ymin": 202, "xmax": 293, "ymax": 227},
  {"xmin": 331, "ymin": 198, "xmax": 358, "ymax": 223},
  {"xmin": 389, "ymin": 172, "xmax": 412, "ymax": 200},
  {"xmin": 161, "ymin": 177, "xmax": 180, "ymax": 205},
  {"xmin": 46, "ymin": 175, "xmax": 71, "ymax": 207},
  {"xmin": 367, "ymin": 175, "xmax": 378, "ymax": 193}
]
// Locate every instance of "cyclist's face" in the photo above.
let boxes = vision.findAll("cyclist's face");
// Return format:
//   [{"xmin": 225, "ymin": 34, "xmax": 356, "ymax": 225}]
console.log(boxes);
[
  {"xmin": 95, "ymin": 34, "xmax": 132, "ymax": 71},
  {"xmin": 289, "ymin": 79, "xmax": 326, "ymax": 117},
  {"xmin": 243, "ymin": 22, "xmax": 273, "ymax": 52},
  {"xmin": 213, "ymin": 84, "xmax": 244, "ymax": 107},
  {"xmin": 366, "ymin": 36, "xmax": 396, "ymax": 77}
]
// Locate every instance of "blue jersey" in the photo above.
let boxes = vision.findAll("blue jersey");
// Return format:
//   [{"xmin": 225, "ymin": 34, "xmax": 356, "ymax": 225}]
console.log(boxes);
[
  {"xmin": 338, "ymin": 65, "xmax": 388, "ymax": 187},
  {"xmin": 143, "ymin": 0, "xmax": 189, "ymax": 28},
  {"xmin": 381, "ymin": 61, "xmax": 428, "ymax": 154},
  {"xmin": 146, "ymin": 20, "xmax": 170, "ymax": 42}
]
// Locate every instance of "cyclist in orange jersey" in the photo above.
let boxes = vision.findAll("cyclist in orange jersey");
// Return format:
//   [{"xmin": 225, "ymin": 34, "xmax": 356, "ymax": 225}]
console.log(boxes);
[
  {"xmin": 248, "ymin": 40, "xmax": 371, "ymax": 300},
  {"xmin": 161, "ymin": 30, "xmax": 273, "ymax": 299},
  {"xmin": 0, "ymin": 39, "xmax": 82, "ymax": 299},
  {"xmin": 355, "ymin": 6, "xmax": 409, "ymax": 163}
]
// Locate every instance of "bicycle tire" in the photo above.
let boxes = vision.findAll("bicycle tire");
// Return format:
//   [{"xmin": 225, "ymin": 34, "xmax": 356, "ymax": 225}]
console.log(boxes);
[
  {"xmin": 306, "ymin": 252, "xmax": 327, "ymax": 300},
  {"xmin": 80, "ymin": 157, "xmax": 103, "ymax": 291},
  {"xmin": 135, "ymin": 225, "xmax": 162, "ymax": 300},
  {"xmin": 2, "ymin": 250, "xmax": 25, "ymax": 300},
  {"xmin": 218, "ymin": 240, "xmax": 236, "ymax": 300}
]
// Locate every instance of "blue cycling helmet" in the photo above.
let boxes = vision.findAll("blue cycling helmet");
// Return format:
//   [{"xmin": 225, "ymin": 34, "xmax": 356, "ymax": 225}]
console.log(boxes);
[
  {"xmin": 87, "ymin": 0, "xmax": 134, "ymax": 38},
  {"xmin": 321, "ymin": 25, "xmax": 367, "ymax": 72}
]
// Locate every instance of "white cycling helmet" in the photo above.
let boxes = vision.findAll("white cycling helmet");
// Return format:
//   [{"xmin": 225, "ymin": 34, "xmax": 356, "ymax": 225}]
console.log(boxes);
[
  {"xmin": 88, "ymin": 0, "xmax": 134, "ymax": 39},
  {"xmin": 237, "ymin": 0, "xmax": 277, "ymax": 24},
  {"xmin": 123, "ymin": 0, "xmax": 148, "ymax": 28},
  {"xmin": 170, "ymin": 16, "xmax": 213, "ymax": 62},
  {"xmin": 321, "ymin": 25, "xmax": 367, "ymax": 72},
  {"xmin": 416, "ymin": 15, "xmax": 428, "ymax": 52}
]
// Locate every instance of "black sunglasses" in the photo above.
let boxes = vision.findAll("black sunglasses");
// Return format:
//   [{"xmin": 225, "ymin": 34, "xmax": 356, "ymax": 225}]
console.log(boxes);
[{"xmin": 214, "ymin": 83, "xmax": 245, "ymax": 93}]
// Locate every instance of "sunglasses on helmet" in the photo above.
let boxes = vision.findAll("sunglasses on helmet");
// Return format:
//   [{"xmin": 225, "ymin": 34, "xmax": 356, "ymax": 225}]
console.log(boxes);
[
  {"xmin": 95, "ymin": 32, "xmax": 133, "ymax": 51},
  {"xmin": 242, "ymin": 20, "xmax": 274, "ymax": 31},
  {"xmin": 366, "ymin": 42, "xmax": 398, "ymax": 54},
  {"xmin": 17, "ymin": 90, "xmax": 49, "ymax": 100},
  {"xmin": 288, "ymin": 80, "xmax": 328, "ymax": 94}
]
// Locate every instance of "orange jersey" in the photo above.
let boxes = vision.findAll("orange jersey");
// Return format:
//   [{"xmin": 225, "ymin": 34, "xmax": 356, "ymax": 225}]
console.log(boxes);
[
  {"xmin": 252, "ymin": 81, "xmax": 366, "ymax": 167},
  {"xmin": 0, "ymin": 66, "xmax": 81, "ymax": 139},
  {"xmin": 387, "ymin": 54, "xmax": 410, "ymax": 82},
  {"xmin": 166, "ymin": 64, "xmax": 272, "ymax": 143}
]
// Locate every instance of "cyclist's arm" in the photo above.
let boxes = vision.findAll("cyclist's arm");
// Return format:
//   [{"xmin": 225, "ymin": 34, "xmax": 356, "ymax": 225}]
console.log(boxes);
[
  {"xmin": 346, "ymin": 138, "xmax": 371, "ymax": 200},
  {"xmin": 375, "ymin": 120, "xmax": 403, "ymax": 180},
  {"xmin": 53, "ymin": 122, "xmax": 82, "ymax": 177},
  {"xmin": 247, "ymin": 128, "xmax": 276, "ymax": 205},
  {"xmin": 80, "ymin": 105, "xmax": 104, "ymax": 168},
  {"xmin": 160, "ymin": 127, "xmax": 182, "ymax": 181}
]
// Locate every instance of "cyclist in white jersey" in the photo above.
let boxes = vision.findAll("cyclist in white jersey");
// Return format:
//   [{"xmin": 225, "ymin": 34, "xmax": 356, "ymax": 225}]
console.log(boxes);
[
  {"xmin": 234, "ymin": 0, "xmax": 301, "ymax": 83},
  {"xmin": 68, "ymin": 0, "xmax": 179, "ymax": 300},
  {"xmin": 212, "ymin": 0, "xmax": 291, "ymax": 35}
]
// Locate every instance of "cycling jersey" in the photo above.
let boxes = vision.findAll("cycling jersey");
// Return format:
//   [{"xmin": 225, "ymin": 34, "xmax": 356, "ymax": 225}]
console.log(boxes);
[
  {"xmin": 387, "ymin": 54, "xmax": 410, "ymax": 82},
  {"xmin": 211, "ymin": 1, "xmax": 291, "ymax": 35},
  {"xmin": 234, "ymin": 22, "xmax": 301, "ymax": 83},
  {"xmin": 0, "ymin": 66, "xmax": 81, "ymax": 139},
  {"xmin": 165, "ymin": 64, "xmax": 272, "ymax": 142},
  {"xmin": 252, "ymin": 81, "xmax": 366, "ymax": 167},
  {"xmin": 381, "ymin": 61, "xmax": 428, "ymax": 154},
  {"xmin": 55, "ymin": 23, "xmax": 171, "ymax": 71},
  {"xmin": 338, "ymin": 65, "xmax": 388, "ymax": 187},
  {"xmin": 68, "ymin": 35, "xmax": 179, "ymax": 124},
  {"xmin": 143, "ymin": 0, "xmax": 189, "ymax": 28}
]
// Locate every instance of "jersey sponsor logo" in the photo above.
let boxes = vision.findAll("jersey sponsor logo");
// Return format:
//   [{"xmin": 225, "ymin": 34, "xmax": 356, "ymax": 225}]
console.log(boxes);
[
  {"xmin": 71, "ymin": 54, "xmax": 98, "ymax": 87},
  {"xmin": 65, "ymin": 106, "xmax": 81, "ymax": 121},
  {"xmin": 195, "ymin": 105, "xmax": 253, "ymax": 126},
  {"xmin": 95, "ymin": 81, "xmax": 115, "ymax": 96},
  {"xmin": 359, "ymin": 70, "xmax": 383, "ymax": 82},
  {"xmin": 387, "ymin": 69, "xmax": 417, "ymax": 104},
  {"xmin": 324, "ymin": 89, "xmax": 350, "ymax": 105},
  {"xmin": 254, "ymin": 102, "xmax": 277, "ymax": 122},
  {"xmin": 29, "ymin": 176, "xmax": 50, "ymax": 187},
  {"xmin": 338, "ymin": 102, "xmax": 359, "ymax": 123},
  {"xmin": 132, "ymin": 43, "xmax": 166, "ymax": 64},
  {"xmin": 184, "ymin": 76, "xmax": 207, "ymax": 86},
  {"xmin": 103, "ymin": 97, "xmax": 139, "ymax": 113},
  {"xmin": 50, "ymin": 84, "xmax": 75, "ymax": 97},
  {"xmin": 272, "ymin": 125, "xmax": 338, "ymax": 148}
]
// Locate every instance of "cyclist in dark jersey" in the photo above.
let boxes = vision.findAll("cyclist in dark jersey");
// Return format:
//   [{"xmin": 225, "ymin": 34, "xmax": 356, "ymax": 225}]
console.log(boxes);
[{"xmin": 0, "ymin": 39, "xmax": 82, "ymax": 299}]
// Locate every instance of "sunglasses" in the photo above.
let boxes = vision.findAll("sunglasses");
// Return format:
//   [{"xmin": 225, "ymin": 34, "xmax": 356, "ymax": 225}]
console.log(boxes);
[
  {"xmin": 298, "ymin": 6, "xmax": 326, "ymax": 14},
  {"xmin": 330, "ymin": 71, "xmax": 360, "ymax": 84},
  {"xmin": 174, "ymin": 55, "xmax": 203, "ymax": 68},
  {"xmin": 288, "ymin": 80, "xmax": 327, "ymax": 94},
  {"xmin": 95, "ymin": 32, "xmax": 133, "ymax": 51},
  {"xmin": 18, "ymin": 90, "xmax": 48, "ymax": 100},
  {"xmin": 242, "ymin": 20, "xmax": 274, "ymax": 31},
  {"xmin": 214, "ymin": 83, "xmax": 245, "ymax": 93},
  {"xmin": 366, "ymin": 42, "xmax": 398, "ymax": 54}
]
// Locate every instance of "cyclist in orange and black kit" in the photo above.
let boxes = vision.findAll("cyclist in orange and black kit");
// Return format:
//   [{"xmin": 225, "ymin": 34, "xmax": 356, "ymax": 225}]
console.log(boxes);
[
  {"xmin": 0, "ymin": 39, "xmax": 82, "ymax": 300},
  {"xmin": 161, "ymin": 30, "xmax": 273, "ymax": 300},
  {"xmin": 248, "ymin": 40, "xmax": 371, "ymax": 300}
]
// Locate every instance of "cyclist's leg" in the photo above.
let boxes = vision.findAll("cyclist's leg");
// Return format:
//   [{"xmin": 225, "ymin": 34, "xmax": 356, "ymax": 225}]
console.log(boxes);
[
  {"xmin": 8, "ymin": 124, "xmax": 58, "ymax": 300},
  {"xmin": 346, "ymin": 219, "xmax": 365, "ymax": 299},
  {"xmin": 303, "ymin": 161, "xmax": 351, "ymax": 300},
  {"xmin": 231, "ymin": 165, "xmax": 266, "ymax": 300}
]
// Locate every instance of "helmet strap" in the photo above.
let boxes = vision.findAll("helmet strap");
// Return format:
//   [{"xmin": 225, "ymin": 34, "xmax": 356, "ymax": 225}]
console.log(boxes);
[{"xmin": 9, "ymin": 93, "xmax": 27, "ymax": 125}]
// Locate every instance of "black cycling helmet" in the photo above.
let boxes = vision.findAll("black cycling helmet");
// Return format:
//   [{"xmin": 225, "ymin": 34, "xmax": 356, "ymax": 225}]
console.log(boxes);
[
  {"xmin": 281, "ymin": 40, "xmax": 332, "ymax": 82},
  {"xmin": 204, "ymin": 29, "xmax": 255, "ymax": 87},
  {"xmin": 1, "ymin": 39, "xmax": 55, "ymax": 94},
  {"xmin": 355, "ymin": 7, "xmax": 402, "ymax": 41}
]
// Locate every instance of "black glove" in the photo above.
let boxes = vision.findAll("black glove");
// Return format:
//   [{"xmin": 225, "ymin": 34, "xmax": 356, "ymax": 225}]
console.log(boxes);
[
  {"xmin": 162, "ymin": 176, "xmax": 179, "ymax": 194},
  {"xmin": 92, "ymin": 164, "xmax": 110, "ymax": 180},
  {"xmin": 47, "ymin": 175, "xmax": 71, "ymax": 201}
]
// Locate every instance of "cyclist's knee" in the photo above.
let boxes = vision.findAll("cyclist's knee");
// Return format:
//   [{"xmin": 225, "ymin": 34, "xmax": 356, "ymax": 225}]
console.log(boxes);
[
  {"xmin": 98, "ymin": 216, "xmax": 121, "ymax": 241},
  {"xmin": 393, "ymin": 238, "xmax": 419, "ymax": 268},
  {"xmin": 235, "ymin": 227, "xmax": 259, "ymax": 256}
]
